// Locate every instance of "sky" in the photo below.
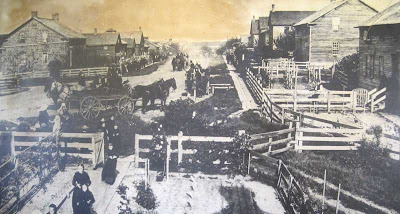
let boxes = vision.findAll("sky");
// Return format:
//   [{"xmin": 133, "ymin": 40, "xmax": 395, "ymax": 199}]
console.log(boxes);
[{"xmin": 0, "ymin": 0, "xmax": 395, "ymax": 41}]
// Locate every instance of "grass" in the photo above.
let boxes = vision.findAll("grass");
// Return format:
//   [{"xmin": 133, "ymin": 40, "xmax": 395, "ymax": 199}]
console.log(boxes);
[
  {"xmin": 209, "ymin": 74, "xmax": 234, "ymax": 85},
  {"xmin": 277, "ymin": 149, "xmax": 400, "ymax": 212},
  {"xmin": 209, "ymin": 64, "xmax": 230, "ymax": 75}
]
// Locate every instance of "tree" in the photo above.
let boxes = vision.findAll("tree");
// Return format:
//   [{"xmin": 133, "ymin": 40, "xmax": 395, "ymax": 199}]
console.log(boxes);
[
  {"xmin": 2, "ymin": 51, "xmax": 40, "ymax": 74},
  {"xmin": 274, "ymin": 30, "xmax": 295, "ymax": 57},
  {"xmin": 216, "ymin": 38, "xmax": 241, "ymax": 55},
  {"xmin": 201, "ymin": 46, "xmax": 213, "ymax": 57}
]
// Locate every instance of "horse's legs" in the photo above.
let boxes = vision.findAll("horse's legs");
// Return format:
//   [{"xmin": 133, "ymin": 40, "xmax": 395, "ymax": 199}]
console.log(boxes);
[{"xmin": 142, "ymin": 98, "xmax": 148, "ymax": 113}]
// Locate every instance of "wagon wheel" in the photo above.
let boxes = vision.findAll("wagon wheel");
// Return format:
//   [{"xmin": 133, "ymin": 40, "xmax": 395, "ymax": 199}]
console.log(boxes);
[
  {"xmin": 118, "ymin": 96, "xmax": 135, "ymax": 115},
  {"xmin": 80, "ymin": 96, "xmax": 102, "ymax": 119}
]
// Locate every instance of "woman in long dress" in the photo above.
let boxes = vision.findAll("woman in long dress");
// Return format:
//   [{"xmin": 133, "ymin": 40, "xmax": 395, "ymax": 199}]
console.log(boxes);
[{"xmin": 102, "ymin": 144, "xmax": 118, "ymax": 185}]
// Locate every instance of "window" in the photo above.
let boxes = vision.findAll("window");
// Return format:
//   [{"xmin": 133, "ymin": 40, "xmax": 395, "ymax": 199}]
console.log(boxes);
[
  {"xmin": 332, "ymin": 41, "xmax": 339, "ymax": 55},
  {"xmin": 332, "ymin": 17, "xmax": 340, "ymax": 31},
  {"xmin": 42, "ymin": 31, "xmax": 48, "ymax": 43},
  {"xmin": 104, "ymin": 46, "xmax": 108, "ymax": 50},
  {"xmin": 370, "ymin": 55, "xmax": 375, "ymax": 79},
  {"xmin": 379, "ymin": 56, "xmax": 384, "ymax": 78},
  {"xmin": 365, "ymin": 55, "xmax": 368, "ymax": 77},
  {"xmin": 19, "ymin": 33, "xmax": 26, "ymax": 43},
  {"xmin": 42, "ymin": 53, "xmax": 48, "ymax": 63}
]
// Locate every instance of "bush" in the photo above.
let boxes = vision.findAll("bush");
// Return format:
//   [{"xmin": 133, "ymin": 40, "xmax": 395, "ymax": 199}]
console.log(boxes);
[
  {"xmin": 135, "ymin": 181, "xmax": 158, "ymax": 210},
  {"xmin": 329, "ymin": 53, "xmax": 359, "ymax": 90}
]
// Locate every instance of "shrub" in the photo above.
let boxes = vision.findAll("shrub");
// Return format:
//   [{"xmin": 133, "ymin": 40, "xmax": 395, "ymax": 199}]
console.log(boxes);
[
  {"xmin": 135, "ymin": 181, "xmax": 158, "ymax": 210},
  {"xmin": 329, "ymin": 53, "xmax": 359, "ymax": 90}
]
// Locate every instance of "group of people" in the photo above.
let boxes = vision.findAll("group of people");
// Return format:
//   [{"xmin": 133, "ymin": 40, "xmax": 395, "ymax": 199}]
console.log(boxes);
[
  {"xmin": 98, "ymin": 115, "xmax": 121, "ymax": 184},
  {"xmin": 120, "ymin": 56, "xmax": 148, "ymax": 74},
  {"xmin": 172, "ymin": 53, "xmax": 189, "ymax": 71},
  {"xmin": 186, "ymin": 61, "xmax": 210, "ymax": 97},
  {"xmin": 91, "ymin": 65, "xmax": 123, "ymax": 91},
  {"xmin": 72, "ymin": 164, "xmax": 95, "ymax": 214}
]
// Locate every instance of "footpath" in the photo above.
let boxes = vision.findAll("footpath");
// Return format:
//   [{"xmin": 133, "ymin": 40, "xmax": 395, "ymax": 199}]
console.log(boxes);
[{"xmin": 223, "ymin": 57, "xmax": 258, "ymax": 115}]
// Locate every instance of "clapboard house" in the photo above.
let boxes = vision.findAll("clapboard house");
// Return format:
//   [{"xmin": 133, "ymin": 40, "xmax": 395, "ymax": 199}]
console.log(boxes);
[
  {"xmin": 294, "ymin": 0, "xmax": 377, "ymax": 66},
  {"xmin": 0, "ymin": 11, "xmax": 86, "ymax": 74},
  {"xmin": 268, "ymin": 5, "xmax": 315, "ymax": 50},
  {"xmin": 84, "ymin": 28, "xmax": 127, "ymax": 66},
  {"xmin": 357, "ymin": 1, "xmax": 400, "ymax": 109}
]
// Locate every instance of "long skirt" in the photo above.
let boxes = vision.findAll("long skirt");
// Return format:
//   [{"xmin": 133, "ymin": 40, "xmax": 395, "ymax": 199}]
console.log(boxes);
[{"xmin": 102, "ymin": 158, "xmax": 117, "ymax": 185}]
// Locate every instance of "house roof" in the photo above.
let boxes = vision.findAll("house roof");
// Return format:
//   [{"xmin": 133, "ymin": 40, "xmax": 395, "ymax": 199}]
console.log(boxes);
[
  {"xmin": 83, "ymin": 32, "xmax": 124, "ymax": 46},
  {"xmin": 295, "ymin": 0, "xmax": 377, "ymax": 26},
  {"xmin": 120, "ymin": 31, "xmax": 143, "ymax": 45},
  {"xmin": 358, "ymin": 1, "xmax": 400, "ymax": 27},
  {"xmin": 122, "ymin": 38, "xmax": 135, "ymax": 48},
  {"xmin": 270, "ymin": 11, "xmax": 316, "ymax": 26},
  {"xmin": 259, "ymin": 17, "xmax": 269, "ymax": 32},
  {"xmin": 34, "ymin": 17, "xmax": 85, "ymax": 39},
  {"xmin": 145, "ymin": 40, "xmax": 159, "ymax": 50},
  {"xmin": 250, "ymin": 19, "xmax": 260, "ymax": 35}
]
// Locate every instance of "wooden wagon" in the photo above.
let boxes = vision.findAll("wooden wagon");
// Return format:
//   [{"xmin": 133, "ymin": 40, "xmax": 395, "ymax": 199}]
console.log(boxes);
[{"xmin": 66, "ymin": 86, "xmax": 136, "ymax": 120}]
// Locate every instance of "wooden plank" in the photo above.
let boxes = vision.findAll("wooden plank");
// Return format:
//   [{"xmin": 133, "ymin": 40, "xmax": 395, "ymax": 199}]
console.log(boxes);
[
  {"xmin": 297, "ymin": 136, "xmax": 361, "ymax": 142},
  {"xmin": 295, "ymin": 146, "xmax": 358, "ymax": 151},
  {"xmin": 251, "ymin": 128, "xmax": 295, "ymax": 140},
  {"xmin": 298, "ymin": 128, "xmax": 364, "ymax": 134},
  {"xmin": 252, "ymin": 137, "xmax": 294, "ymax": 150},
  {"xmin": 62, "ymin": 153, "xmax": 93, "ymax": 159}
]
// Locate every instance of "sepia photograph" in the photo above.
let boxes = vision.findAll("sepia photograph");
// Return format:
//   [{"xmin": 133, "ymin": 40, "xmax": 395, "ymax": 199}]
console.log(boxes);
[{"xmin": 0, "ymin": 0, "xmax": 399, "ymax": 213}]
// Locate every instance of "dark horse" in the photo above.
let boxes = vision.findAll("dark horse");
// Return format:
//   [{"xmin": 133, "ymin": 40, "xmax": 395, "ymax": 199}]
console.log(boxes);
[{"xmin": 133, "ymin": 78, "xmax": 177, "ymax": 113}]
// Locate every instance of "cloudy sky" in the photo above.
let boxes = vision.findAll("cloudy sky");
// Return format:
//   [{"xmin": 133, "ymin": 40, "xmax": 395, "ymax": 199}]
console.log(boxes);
[{"xmin": 0, "ymin": 0, "xmax": 394, "ymax": 41}]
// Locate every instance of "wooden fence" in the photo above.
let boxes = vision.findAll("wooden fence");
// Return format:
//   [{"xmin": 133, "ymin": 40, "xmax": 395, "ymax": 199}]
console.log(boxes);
[
  {"xmin": 250, "ymin": 124, "xmax": 296, "ymax": 156},
  {"xmin": 246, "ymin": 69, "xmax": 366, "ymax": 151},
  {"xmin": 209, "ymin": 83, "xmax": 234, "ymax": 94},
  {"xmin": 0, "ymin": 76, "xmax": 20, "ymax": 95},
  {"xmin": 134, "ymin": 132, "xmax": 234, "ymax": 168},
  {"xmin": 10, "ymin": 131, "xmax": 104, "ymax": 166},
  {"xmin": 60, "ymin": 67, "xmax": 108, "ymax": 78}
]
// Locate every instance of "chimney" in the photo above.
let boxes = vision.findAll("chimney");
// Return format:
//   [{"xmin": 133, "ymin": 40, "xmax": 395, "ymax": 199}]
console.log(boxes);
[
  {"xmin": 139, "ymin": 27, "xmax": 142, "ymax": 31},
  {"xmin": 52, "ymin": 13, "xmax": 59, "ymax": 22},
  {"xmin": 31, "ymin": 11, "xmax": 38, "ymax": 18},
  {"xmin": 94, "ymin": 28, "xmax": 97, "ymax": 35},
  {"xmin": 271, "ymin": 4, "xmax": 275, "ymax": 12}
]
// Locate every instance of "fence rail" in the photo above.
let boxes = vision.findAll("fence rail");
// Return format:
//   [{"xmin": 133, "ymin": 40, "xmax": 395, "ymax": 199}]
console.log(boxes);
[{"xmin": 60, "ymin": 67, "xmax": 109, "ymax": 78}]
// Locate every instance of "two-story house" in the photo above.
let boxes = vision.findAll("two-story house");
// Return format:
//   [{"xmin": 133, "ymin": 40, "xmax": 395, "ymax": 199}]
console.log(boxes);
[
  {"xmin": 293, "ymin": 0, "xmax": 377, "ymax": 66},
  {"xmin": 0, "ymin": 11, "xmax": 86, "ymax": 74}
]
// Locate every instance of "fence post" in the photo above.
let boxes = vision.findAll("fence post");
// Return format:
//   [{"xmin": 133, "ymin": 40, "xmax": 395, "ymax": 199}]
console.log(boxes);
[
  {"xmin": 322, "ymin": 169, "xmax": 327, "ymax": 214},
  {"xmin": 371, "ymin": 94, "xmax": 376, "ymax": 113},
  {"xmin": 287, "ymin": 122, "xmax": 293, "ymax": 148},
  {"xmin": 91, "ymin": 136, "xmax": 96, "ymax": 167},
  {"xmin": 352, "ymin": 91, "xmax": 357, "ymax": 113},
  {"xmin": 101, "ymin": 133, "xmax": 105, "ymax": 165},
  {"xmin": 247, "ymin": 153, "xmax": 251, "ymax": 175},
  {"xmin": 135, "ymin": 134, "xmax": 140, "ymax": 168},
  {"xmin": 327, "ymin": 91, "xmax": 331, "ymax": 113},
  {"xmin": 11, "ymin": 131, "xmax": 15, "ymax": 157},
  {"xmin": 335, "ymin": 183, "xmax": 341, "ymax": 214},
  {"xmin": 178, "ymin": 131, "xmax": 183, "ymax": 164},
  {"xmin": 281, "ymin": 108, "xmax": 285, "ymax": 124},
  {"xmin": 268, "ymin": 137, "xmax": 273, "ymax": 154},
  {"xmin": 166, "ymin": 138, "xmax": 171, "ymax": 181},
  {"xmin": 145, "ymin": 159, "xmax": 148, "ymax": 189}
]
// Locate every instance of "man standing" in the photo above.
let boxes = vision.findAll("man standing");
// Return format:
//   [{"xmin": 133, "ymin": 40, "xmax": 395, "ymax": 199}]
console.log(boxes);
[
  {"xmin": 72, "ymin": 164, "xmax": 91, "ymax": 214},
  {"xmin": 110, "ymin": 124, "xmax": 121, "ymax": 154}
]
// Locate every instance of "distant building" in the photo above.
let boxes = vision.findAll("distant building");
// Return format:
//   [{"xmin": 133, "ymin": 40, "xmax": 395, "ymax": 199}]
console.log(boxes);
[
  {"xmin": 356, "ymin": 1, "xmax": 400, "ymax": 108},
  {"xmin": 249, "ymin": 17, "xmax": 260, "ymax": 48},
  {"xmin": 294, "ymin": 0, "xmax": 377, "ymax": 66},
  {"xmin": 268, "ymin": 5, "xmax": 315, "ymax": 50},
  {"xmin": 240, "ymin": 35, "xmax": 250, "ymax": 45},
  {"xmin": 258, "ymin": 17, "xmax": 269, "ymax": 48},
  {"xmin": 0, "ymin": 11, "xmax": 86, "ymax": 74},
  {"xmin": 84, "ymin": 28, "xmax": 127, "ymax": 66},
  {"xmin": 121, "ymin": 31, "xmax": 145, "ymax": 56}
]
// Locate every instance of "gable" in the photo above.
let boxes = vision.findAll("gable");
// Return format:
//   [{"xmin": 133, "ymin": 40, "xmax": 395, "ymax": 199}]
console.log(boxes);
[{"xmin": 295, "ymin": 0, "xmax": 377, "ymax": 26}]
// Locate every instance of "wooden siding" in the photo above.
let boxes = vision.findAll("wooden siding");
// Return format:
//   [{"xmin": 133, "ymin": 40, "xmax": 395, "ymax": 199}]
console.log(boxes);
[
  {"xmin": 294, "ymin": 25, "xmax": 310, "ymax": 61},
  {"xmin": 358, "ymin": 25, "xmax": 400, "ymax": 90},
  {"xmin": 295, "ymin": 0, "xmax": 377, "ymax": 66}
]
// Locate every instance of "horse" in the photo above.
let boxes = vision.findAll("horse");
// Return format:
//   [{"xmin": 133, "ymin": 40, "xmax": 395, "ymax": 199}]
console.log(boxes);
[
  {"xmin": 133, "ymin": 78, "xmax": 177, "ymax": 113},
  {"xmin": 45, "ymin": 79, "xmax": 71, "ymax": 106}
]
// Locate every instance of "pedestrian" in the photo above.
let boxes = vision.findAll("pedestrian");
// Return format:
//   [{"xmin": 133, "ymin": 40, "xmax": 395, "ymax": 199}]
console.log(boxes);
[
  {"xmin": 102, "ymin": 144, "xmax": 118, "ymax": 185},
  {"xmin": 46, "ymin": 204, "xmax": 57, "ymax": 214},
  {"xmin": 72, "ymin": 164, "xmax": 91, "ymax": 188},
  {"xmin": 106, "ymin": 116, "xmax": 115, "ymax": 133},
  {"xmin": 110, "ymin": 124, "xmax": 121, "ymax": 153},
  {"xmin": 72, "ymin": 164, "xmax": 91, "ymax": 214},
  {"xmin": 98, "ymin": 118, "xmax": 109, "ymax": 148},
  {"xmin": 79, "ymin": 184, "xmax": 95, "ymax": 214}
]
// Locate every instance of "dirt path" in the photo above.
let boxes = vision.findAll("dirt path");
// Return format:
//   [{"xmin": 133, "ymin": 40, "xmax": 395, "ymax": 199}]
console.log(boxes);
[
  {"xmin": 0, "ymin": 86, "xmax": 53, "ymax": 123},
  {"xmin": 125, "ymin": 46, "xmax": 225, "ymax": 122}
]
